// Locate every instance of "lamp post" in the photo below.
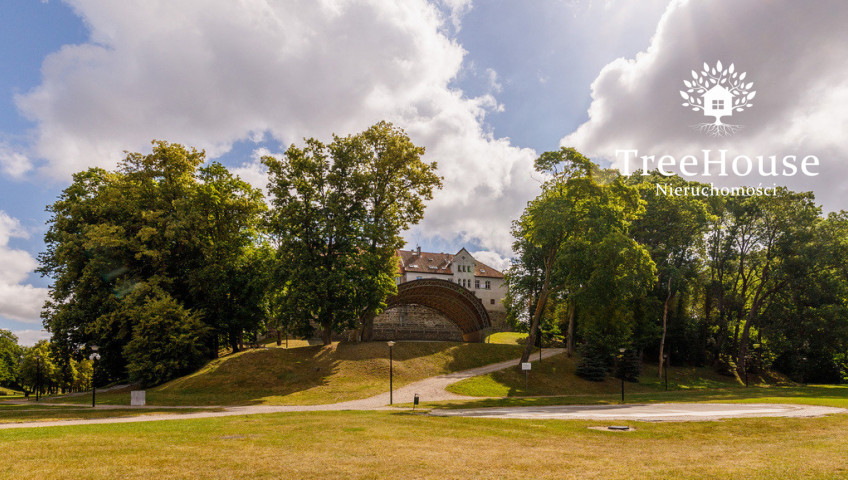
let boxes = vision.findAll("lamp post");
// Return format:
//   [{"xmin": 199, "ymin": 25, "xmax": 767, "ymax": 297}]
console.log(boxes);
[
  {"xmin": 89, "ymin": 345, "xmax": 101, "ymax": 408},
  {"xmin": 619, "ymin": 348, "xmax": 626, "ymax": 403},
  {"xmin": 663, "ymin": 353, "xmax": 669, "ymax": 391},
  {"xmin": 387, "ymin": 341, "xmax": 395, "ymax": 405}
]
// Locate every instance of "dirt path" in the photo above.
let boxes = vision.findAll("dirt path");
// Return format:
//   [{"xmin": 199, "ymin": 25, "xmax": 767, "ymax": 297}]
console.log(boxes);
[{"xmin": 0, "ymin": 349, "xmax": 564, "ymax": 430}]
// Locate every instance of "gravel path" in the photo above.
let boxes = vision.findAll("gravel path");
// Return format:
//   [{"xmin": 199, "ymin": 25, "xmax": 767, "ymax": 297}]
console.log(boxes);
[{"xmin": 0, "ymin": 349, "xmax": 564, "ymax": 430}]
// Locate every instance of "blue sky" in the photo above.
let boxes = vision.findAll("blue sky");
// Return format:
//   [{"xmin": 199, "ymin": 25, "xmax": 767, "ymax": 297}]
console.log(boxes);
[{"xmin": 1, "ymin": 0, "xmax": 846, "ymax": 344}]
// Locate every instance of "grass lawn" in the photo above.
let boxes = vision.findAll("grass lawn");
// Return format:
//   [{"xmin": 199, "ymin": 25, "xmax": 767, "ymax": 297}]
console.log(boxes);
[
  {"xmin": 1, "ymin": 409, "xmax": 847, "ymax": 479},
  {"xmin": 447, "ymin": 352, "xmax": 758, "ymax": 397},
  {"xmin": 415, "ymin": 384, "xmax": 848, "ymax": 410},
  {"xmin": 48, "ymin": 341, "xmax": 527, "ymax": 406},
  {"xmin": 0, "ymin": 386, "xmax": 23, "ymax": 400},
  {"xmin": 0, "ymin": 403, "xmax": 217, "ymax": 424},
  {"xmin": 483, "ymin": 331, "xmax": 528, "ymax": 345}
]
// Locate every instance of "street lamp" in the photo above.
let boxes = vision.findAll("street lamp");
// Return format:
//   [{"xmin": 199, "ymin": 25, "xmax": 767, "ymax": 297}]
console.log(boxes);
[
  {"xmin": 387, "ymin": 341, "xmax": 395, "ymax": 405},
  {"xmin": 619, "ymin": 348, "xmax": 626, "ymax": 403},
  {"xmin": 89, "ymin": 345, "xmax": 101, "ymax": 408},
  {"xmin": 663, "ymin": 353, "xmax": 669, "ymax": 391}
]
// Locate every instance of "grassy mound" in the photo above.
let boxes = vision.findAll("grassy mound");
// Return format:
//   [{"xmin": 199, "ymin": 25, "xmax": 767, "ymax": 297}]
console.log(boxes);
[
  {"xmin": 0, "ymin": 386, "xmax": 22, "ymax": 398},
  {"xmin": 447, "ymin": 352, "xmax": 752, "ymax": 398},
  {"xmin": 54, "ymin": 341, "xmax": 526, "ymax": 406},
  {"xmin": 484, "ymin": 332, "xmax": 528, "ymax": 345}
]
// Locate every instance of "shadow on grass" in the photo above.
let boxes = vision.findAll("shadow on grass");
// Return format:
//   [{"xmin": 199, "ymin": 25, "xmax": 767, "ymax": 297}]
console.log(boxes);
[{"xmin": 45, "ymin": 341, "xmax": 526, "ymax": 407}]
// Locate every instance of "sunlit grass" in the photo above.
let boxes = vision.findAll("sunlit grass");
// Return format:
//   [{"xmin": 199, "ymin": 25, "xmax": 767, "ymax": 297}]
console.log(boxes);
[
  {"xmin": 0, "ymin": 404, "xmax": 218, "ymax": 424},
  {"xmin": 447, "ymin": 352, "xmax": 745, "ymax": 398},
  {"xmin": 2, "ymin": 410, "xmax": 847, "ymax": 479},
  {"xmin": 47, "ymin": 341, "xmax": 526, "ymax": 406},
  {"xmin": 483, "ymin": 332, "xmax": 528, "ymax": 345}
]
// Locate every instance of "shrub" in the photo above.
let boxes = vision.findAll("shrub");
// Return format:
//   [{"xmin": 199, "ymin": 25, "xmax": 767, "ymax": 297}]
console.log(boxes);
[
  {"xmin": 576, "ymin": 342, "xmax": 608, "ymax": 382},
  {"xmin": 123, "ymin": 289, "xmax": 210, "ymax": 387}
]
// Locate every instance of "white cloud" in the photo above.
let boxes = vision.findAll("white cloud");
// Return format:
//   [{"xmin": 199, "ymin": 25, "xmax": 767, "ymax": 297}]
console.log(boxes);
[
  {"xmin": 11, "ymin": 329, "xmax": 50, "ymax": 347},
  {"xmin": 471, "ymin": 250, "xmax": 510, "ymax": 273},
  {"xmin": 0, "ymin": 212, "xmax": 49, "ymax": 324},
  {"xmin": 0, "ymin": 143, "xmax": 32, "ymax": 179},
  {"xmin": 16, "ymin": 0, "xmax": 541, "ymax": 257},
  {"xmin": 562, "ymin": 0, "xmax": 848, "ymax": 209}
]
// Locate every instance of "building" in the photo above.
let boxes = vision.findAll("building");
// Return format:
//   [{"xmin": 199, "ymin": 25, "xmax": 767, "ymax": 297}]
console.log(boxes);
[
  {"xmin": 370, "ymin": 247, "xmax": 508, "ymax": 342},
  {"xmin": 395, "ymin": 247, "xmax": 506, "ymax": 312}
]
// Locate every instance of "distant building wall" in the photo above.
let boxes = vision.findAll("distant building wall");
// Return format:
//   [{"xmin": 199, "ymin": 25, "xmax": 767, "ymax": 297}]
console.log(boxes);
[{"xmin": 373, "ymin": 304, "xmax": 463, "ymax": 342}]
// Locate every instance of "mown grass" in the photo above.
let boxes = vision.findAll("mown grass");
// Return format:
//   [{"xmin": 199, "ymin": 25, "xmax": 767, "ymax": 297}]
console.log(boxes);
[
  {"xmin": 48, "ymin": 341, "xmax": 527, "ymax": 406},
  {"xmin": 483, "ymin": 331, "xmax": 528, "ymax": 345},
  {"xmin": 1, "ymin": 409, "xmax": 847, "ymax": 479},
  {"xmin": 0, "ymin": 404, "xmax": 217, "ymax": 424},
  {"xmin": 447, "ymin": 352, "xmax": 756, "ymax": 397},
  {"xmin": 416, "ymin": 385, "xmax": 848, "ymax": 410},
  {"xmin": 0, "ymin": 386, "xmax": 22, "ymax": 398}
]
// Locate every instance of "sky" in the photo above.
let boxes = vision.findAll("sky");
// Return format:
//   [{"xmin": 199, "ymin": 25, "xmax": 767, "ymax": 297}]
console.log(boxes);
[{"xmin": 1, "ymin": 0, "xmax": 846, "ymax": 345}]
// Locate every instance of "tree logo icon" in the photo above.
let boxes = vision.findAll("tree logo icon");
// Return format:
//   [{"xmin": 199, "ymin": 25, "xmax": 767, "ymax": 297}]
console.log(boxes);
[{"xmin": 680, "ymin": 61, "xmax": 756, "ymax": 137}]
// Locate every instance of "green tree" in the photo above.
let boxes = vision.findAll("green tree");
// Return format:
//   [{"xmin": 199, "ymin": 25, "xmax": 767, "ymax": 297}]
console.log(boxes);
[
  {"xmin": 0, "ymin": 329, "xmax": 23, "ymax": 388},
  {"xmin": 264, "ymin": 122, "xmax": 439, "ymax": 345},
  {"xmin": 626, "ymin": 173, "xmax": 711, "ymax": 376},
  {"xmin": 123, "ymin": 286, "xmax": 211, "ymax": 386},
  {"xmin": 20, "ymin": 341, "xmax": 57, "ymax": 396},
  {"xmin": 39, "ymin": 141, "xmax": 267, "ymax": 379},
  {"xmin": 512, "ymin": 147, "xmax": 650, "ymax": 364}
]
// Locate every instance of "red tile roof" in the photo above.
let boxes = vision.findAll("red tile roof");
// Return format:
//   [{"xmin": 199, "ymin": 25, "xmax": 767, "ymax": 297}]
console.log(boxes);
[{"xmin": 397, "ymin": 249, "xmax": 504, "ymax": 279}]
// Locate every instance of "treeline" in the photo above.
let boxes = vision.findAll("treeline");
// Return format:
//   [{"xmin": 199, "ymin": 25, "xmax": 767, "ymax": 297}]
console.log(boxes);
[
  {"xmin": 38, "ymin": 121, "xmax": 440, "ymax": 387},
  {"xmin": 0, "ymin": 331, "xmax": 91, "ymax": 396},
  {"xmin": 506, "ymin": 148, "xmax": 848, "ymax": 384}
]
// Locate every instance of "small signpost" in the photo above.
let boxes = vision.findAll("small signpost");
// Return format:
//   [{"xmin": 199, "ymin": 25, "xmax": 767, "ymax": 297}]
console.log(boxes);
[
  {"xmin": 131, "ymin": 390, "xmax": 146, "ymax": 406},
  {"xmin": 521, "ymin": 362, "xmax": 531, "ymax": 389}
]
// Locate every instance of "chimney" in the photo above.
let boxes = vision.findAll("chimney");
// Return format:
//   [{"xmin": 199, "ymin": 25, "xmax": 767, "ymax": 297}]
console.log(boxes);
[{"xmin": 416, "ymin": 245, "xmax": 421, "ymax": 257}]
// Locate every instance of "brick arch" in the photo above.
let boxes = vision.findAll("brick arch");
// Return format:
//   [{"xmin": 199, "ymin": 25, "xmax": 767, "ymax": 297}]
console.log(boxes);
[{"xmin": 385, "ymin": 279, "xmax": 491, "ymax": 342}]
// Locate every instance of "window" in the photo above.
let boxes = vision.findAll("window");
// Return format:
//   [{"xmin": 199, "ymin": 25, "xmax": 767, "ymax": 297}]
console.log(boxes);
[
  {"xmin": 485, "ymin": 280, "xmax": 491, "ymax": 290},
  {"xmin": 712, "ymin": 99, "xmax": 724, "ymax": 110},
  {"xmin": 475, "ymin": 280, "xmax": 480, "ymax": 289},
  {"xmin": 490, "ymin": 299, "xmax": 495, "ymax": 305}
]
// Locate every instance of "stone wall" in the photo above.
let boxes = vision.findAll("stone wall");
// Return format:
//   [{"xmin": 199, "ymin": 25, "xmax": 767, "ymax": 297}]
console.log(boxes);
[{"xmin": 373, "ymin": 304, "xmax": 463, "ymax": 342}]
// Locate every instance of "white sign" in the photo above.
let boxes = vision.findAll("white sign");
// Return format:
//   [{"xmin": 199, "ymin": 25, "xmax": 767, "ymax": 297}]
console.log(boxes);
[
  {"xmin": 131, "ymin": 390, "xmax": 146, "ymax": 406},
  {"xmin": 521, "ymin": 362, "xmax": 531, "ymax": 371}
]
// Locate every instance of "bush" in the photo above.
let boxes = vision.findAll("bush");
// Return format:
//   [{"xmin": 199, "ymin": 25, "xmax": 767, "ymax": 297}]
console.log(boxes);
[
  {"xmin": 123, "ymin": 290, "xmax": 210, "ymax": 387},
  {"xmin": 614, "ymin": 349, "xmax": 641, "ymax": 382},
  {"xmin": 576, "ymin": 342, "xmax": 608, "ymax": 382}
]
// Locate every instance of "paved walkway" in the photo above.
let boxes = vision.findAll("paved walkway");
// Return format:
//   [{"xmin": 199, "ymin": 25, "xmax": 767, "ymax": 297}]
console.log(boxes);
[
  {"xmin": 430, "ymin": 403, "xmax": 846, "ymax": 422},
  {"xmin": 0, "ymin": 349, "xmax": 564, "ymax": 430}
]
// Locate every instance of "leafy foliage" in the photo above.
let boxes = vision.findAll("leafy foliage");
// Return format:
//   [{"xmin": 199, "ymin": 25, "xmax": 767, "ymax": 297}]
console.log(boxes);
[{"xmin": 124, "ymin": 287, "xmax": 210, "ymax": 387}]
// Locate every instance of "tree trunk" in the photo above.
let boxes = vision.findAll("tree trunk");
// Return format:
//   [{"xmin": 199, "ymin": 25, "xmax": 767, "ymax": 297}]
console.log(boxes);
[
  {"xmin": 658, "ymin": 277, "xmax": 673, "ymax": 378},
  {"xmin": 566, "ymin": 301, "xmax": 576, "ymax": 357},
  {"xmin": 276, "ymin": 329, "xmax": 282, "ymax": 346},
  {"xmin": 358, "ymin": 312, "xmax": 376, "ymax": 342},
  {"xmin": 321, "ymin": 324, "xmax": 333, "ymax": 345}
]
